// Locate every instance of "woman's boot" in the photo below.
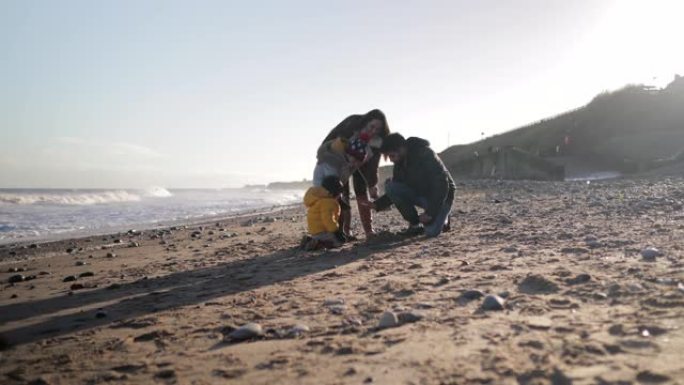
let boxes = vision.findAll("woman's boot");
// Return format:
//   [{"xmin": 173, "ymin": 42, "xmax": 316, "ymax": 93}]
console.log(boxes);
[
  {"xmin": 357, "ymin": 198, "xmax": 374, "ymax": 237},
  {"xmin": 340, "ymin": 208, "xmax": 353, "ymax": 239}
]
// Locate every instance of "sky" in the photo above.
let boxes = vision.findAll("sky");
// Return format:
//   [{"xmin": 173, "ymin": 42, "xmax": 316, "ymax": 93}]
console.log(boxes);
[{"xmin": 1, "ymin": 0, "xmax": 683, "ymax": 188}]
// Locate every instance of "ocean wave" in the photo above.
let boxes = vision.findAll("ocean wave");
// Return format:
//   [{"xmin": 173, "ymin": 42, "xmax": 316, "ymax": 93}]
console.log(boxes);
[
  {"xmin": 0, "ymin": 190, "xmax": 143, "ymax": 205},
  {"xmin": 0, "ymin": 187, "xmax": 174, "ymax": 206},
  {"xmin": 142, "ymin": 186, "xmax": 173, "ymax": 198}
]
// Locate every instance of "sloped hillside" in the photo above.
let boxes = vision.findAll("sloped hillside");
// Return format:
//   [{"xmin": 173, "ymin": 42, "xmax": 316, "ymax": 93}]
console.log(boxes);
[{"xmin": 439, "ymin": 74, "xmax": 684, "ymax": 175}]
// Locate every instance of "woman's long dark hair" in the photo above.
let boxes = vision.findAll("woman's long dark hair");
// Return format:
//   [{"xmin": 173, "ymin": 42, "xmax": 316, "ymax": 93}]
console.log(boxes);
[{"xmin": 357, "ymin": 109, "xmax": 390, "ymax": 137}]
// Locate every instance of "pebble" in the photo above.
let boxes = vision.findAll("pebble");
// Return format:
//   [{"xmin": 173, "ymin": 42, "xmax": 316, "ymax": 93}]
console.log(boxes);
[
  {"xmin": 378, "ymin": 311, "xmax": 399, "ymax": 329},
  {"xmin": 328, "ymin": 305, "xmax": 346, "ymax": 315},
  {"xmin": 7, "ymin": 267, "xmax": 19, "ymax": 273},
  {"xmin": 586, "ymin": 240, "xmax": 602, "ymax": 249},
  {"xmin": 323, "ymin": 298, "xmax": 345, "ymax": 306},
  {"xmin": 75, "ymin": 261, "xmax": 87, "ymax": 266},
  {"xmin": 566, "ymin": 273, "xmax": 592, "ymax": 285},
  {"xmin": 70, "ymin": 283, "xmax": 85, "ymax": 290},
  {"xmin": 79, "ymin": 271, "xmax": 95, "ymax": 278},
  {"xmin": 95, "ymin": 309, "xmax": 107, "ymax": 318},
  {"xmin": 8, "ymin": 274, "xmax": 25, "ymax": 283},
  {"xmin": 287, "ymin": 324, "xmax": 310, "ymax": 337},
  {"xmin": 128, "ymin": 242, "xmax": 140, "ymax": 248},
  {"xmin": 481, "ymin": 294, "xmax": 505, "ymax": 311},
  {"xmin": 228, "ymin": 323, "xmax": 264, "ymax": 341},
  {"xmin": 459, "ymin": 289, "xmax": 485, "ymax": 301},
  {"xmin": 398, "ymin": 311, "xmax": 424, "ymax": 324},
  {"xmin": 106, "ymin": 252, "xmax": 117, "ymax": 258},
  {"xmin": 62, "ymin": 275, "xmax": 77, "ymax": 282},
  {"xmin": 518, "ymin": 274, "xmax": 559, "ymax": 294},
  {"xmin": 641, "ymin": 247, "xmax": 662, "ymax": 261},
  {"xmin": 155, "ymin": 369, "xmax": 176, "ymax": 379}
]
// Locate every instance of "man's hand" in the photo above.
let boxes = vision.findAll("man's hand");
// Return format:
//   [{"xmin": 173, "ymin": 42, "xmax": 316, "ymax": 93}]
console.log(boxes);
[
  {"xmin": 368, "ymin": 186, "xmax": 379, "ymax": 199},
  {"xmin": 418, "ymin": 213, "xmax": 432, "ymax": 224}
]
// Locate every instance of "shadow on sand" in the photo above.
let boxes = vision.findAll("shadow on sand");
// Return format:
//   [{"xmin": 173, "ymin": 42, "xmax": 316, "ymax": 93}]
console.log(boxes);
[{"xmin": 0, "ymin": 234, "xmax": 418, "ymax": 348}]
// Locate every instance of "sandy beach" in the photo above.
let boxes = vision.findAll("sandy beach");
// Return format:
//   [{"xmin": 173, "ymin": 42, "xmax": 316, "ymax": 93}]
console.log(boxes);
[{"xmin": 1, "ymin": 178, "xmax": 683, "ymax": 385}]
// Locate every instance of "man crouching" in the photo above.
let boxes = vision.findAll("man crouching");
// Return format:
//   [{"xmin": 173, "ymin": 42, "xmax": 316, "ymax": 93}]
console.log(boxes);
[{"xmin": 367, "ymin": 133, "xmax": 456, "ymax": 237}]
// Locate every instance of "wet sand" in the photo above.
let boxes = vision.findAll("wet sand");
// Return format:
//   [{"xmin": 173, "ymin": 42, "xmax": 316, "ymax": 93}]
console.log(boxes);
[{"xmin": 1, "ymin": 178, "xmax": 683, "ymax": 385}]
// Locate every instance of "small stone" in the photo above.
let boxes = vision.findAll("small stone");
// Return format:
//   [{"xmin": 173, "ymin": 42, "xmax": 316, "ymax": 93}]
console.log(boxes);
[
  {"xmin": 228, "ymin": 323, "xmax": 264, "ymax": 341},
  {"xmin": 62, "ymin": 275, "xmax": 77, "ymax": 282},
  {"xmin": 415, "ymin": 302, "xmax": 435, "ymax": 309},
  {"xmin": 593, "ymin": 292, "xmax": 608, "ymax": 300},
  {"xmin": 560, "ymin": 247, "xmax": 589, "ymax": 254},
  {"xmin": 641, "ymin": 247, "xmax": 662, "ymax": 261},
  {"xmin": 95, "ymin": 310, "xmax": 107, "ymax": 318},
  {"xmin": 128, "ymin": 242, "xmax": 139, "ymax": 248},
  {"xmin": 106, "ymin": 252, "xmax": 117, "ymax": 258},
  {"xmin": 378, "ymin": 311, "xmax": 399, "ymax": 329},
  {"xmin": 586, "ymin": 240, "xmax": 602, "ymax": 249},
  {"xmin": 518, "ymin": 274, "xmax": 559, "ymax": 294},
  {"xmin": 328, "ymin": 305, "xmax": 346, "ymax": 315},
  {"xmin": 287, "ymin": 324, "xmax": 310, "ymax": 337},
  {"xmin": 8, "ymin": 274, "xmax": 24, "ymax": 283},
  {"xmin": 79, "ymin": 271, "xmax": 95, "ymax": 278},
  {"xmin": 70, "ymin": 283, "xmax": 85, "ymax": 290},
  {"xmin": 481, "ymin": 294, "xmax": 505, "ymax": 311},
  {"xmin": 398, "ymin": 311, "xmax": 424, "ymax": 324},
  {"xmin": 323, "ymin": 298, "xmax": 345, "ymax": 306},
  {"xmin": 75, "ymin": 261, "xmax": 87, "ymax": 266},
  {"xmin": 155, "ymin": 369, "xmax": 176, "ymax": 379},
  {"xmin": 566, "ymin": 273, "xmax": 591, "ymax": 285},
  {"xmin": 459, "ymin": 289, "xmax": 485, "ymax": 301},
  {"xmin": 7, "ymin": 267, "xmax": 18, "ymax": 273},
  {"xmin": 635, "ymin": 371, "xmax": 670, "ymax": 384}
]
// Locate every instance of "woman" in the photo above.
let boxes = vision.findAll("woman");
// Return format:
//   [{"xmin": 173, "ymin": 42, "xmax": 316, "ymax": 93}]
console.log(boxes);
[{"xmin": 318, "ymin": 109, "xmax": 390, "ymax": 239}]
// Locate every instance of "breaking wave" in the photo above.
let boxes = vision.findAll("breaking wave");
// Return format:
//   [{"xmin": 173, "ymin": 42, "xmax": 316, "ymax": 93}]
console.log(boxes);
[{"xmin": 0, "ymin": 187, "xmax": 173, "ymax": 205}]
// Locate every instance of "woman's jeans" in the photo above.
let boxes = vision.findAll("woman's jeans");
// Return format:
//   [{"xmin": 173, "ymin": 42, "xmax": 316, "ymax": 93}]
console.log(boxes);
[{"xmin": 384, "ymin": 180, "xmax": 453, "ymax": 237}]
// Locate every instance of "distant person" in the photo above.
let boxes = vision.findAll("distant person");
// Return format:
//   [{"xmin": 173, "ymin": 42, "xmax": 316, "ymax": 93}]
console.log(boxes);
[
  {"xmin": 365, "ymin": 133, "xmax": 455, "ymax": 237},
  {"xmin": 319, "ymin": 109, "xmax": 390, "ymax": 239},
  {"xmin": 301, "ymin": 175, "xmax": 347, "ymax": 250}
]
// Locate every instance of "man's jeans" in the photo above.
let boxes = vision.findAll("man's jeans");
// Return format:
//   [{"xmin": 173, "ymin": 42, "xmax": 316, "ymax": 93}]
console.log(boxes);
[{"xmin": 384, "ymin": 180, "xmax": 453, "ymax": 237}]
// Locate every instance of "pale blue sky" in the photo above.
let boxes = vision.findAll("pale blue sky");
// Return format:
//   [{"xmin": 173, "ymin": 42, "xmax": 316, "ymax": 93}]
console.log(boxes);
[{"xmin": 1, "ymin": 0, "xmax": 682, "ymax": 188}]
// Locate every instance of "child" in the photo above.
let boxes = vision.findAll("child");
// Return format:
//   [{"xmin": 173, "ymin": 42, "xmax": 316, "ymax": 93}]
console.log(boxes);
[
  {"xmin": 302, "ymin": 175, "xmax": 346, "ymax": 250},
  {"xmin": 313, "ymin": 135, "xmax": 374, "ymax": 186}
]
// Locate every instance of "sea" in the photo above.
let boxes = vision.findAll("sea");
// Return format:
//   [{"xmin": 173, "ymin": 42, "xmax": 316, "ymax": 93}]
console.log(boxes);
[{"xmin": 0, "ymin": 187, "xmax": 305, "ymax": 245}]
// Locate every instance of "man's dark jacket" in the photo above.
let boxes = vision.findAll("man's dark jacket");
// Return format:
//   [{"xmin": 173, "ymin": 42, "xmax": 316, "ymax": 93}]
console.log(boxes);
[{"xmin": 375, "ymin": 137, "xmax": 455, "ymax": 219}]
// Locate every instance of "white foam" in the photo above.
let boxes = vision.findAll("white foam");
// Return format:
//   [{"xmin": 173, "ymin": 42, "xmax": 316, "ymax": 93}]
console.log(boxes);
[
  {"xmin": 0, "ymin": 188, "xmax": 305, "ymax": 245},
  {"xmin": 142, "ymin": 186, "xmax": 173, "ymax": 198},
  {"xmin": 0, "ymin": 190, "xmax": 142, "ymax": 205}
]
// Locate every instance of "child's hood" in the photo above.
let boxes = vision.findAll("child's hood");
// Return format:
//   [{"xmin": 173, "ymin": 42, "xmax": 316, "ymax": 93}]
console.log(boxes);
[{"xmin": 304, "ymin": 186, "xmax": 333, "ymax": 207}]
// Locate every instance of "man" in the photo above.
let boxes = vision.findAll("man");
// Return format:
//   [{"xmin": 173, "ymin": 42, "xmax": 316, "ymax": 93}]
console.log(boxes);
[{"xmin": 367, "ymin": 133, "xmax": 456, "ymax": 237}]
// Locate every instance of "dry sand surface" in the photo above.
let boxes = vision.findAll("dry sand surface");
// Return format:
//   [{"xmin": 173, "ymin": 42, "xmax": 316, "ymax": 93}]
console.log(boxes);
[{"xmin": 1, "ymin": 178, "xmax": 683, "ymax": 385}]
